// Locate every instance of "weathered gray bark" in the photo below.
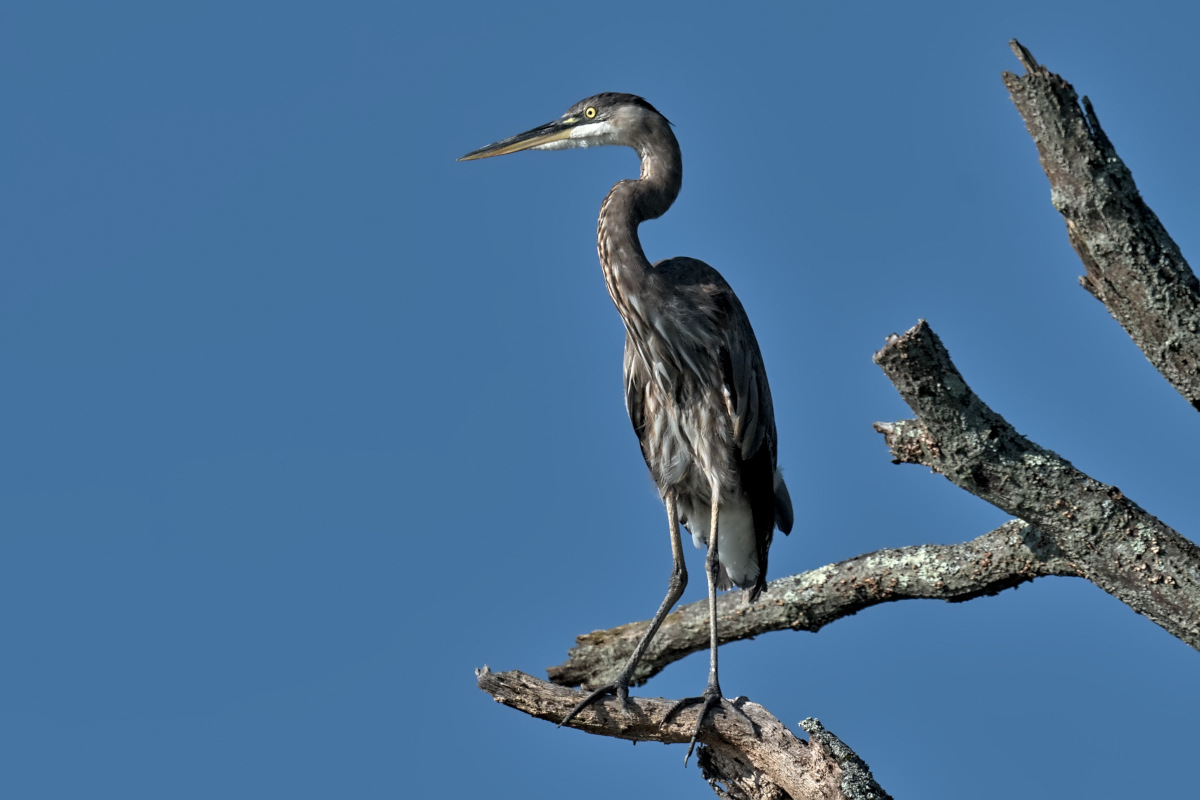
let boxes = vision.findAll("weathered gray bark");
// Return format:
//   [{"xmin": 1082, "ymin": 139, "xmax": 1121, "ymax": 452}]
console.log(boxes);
[
  {"xmin": 873, "ymin": 321, "xmax": 1200, "ymax": 647},
  {"xmin": 479, "ymin": 41, "xmax": 1200, "ymax": 799},
  {"xmin": 1003, "ymin": 39, "xmax": 1200, "ymax": 411},
  {"xmin": 477, "ymin": 667, "xmax": 890, "ymax": 800}
]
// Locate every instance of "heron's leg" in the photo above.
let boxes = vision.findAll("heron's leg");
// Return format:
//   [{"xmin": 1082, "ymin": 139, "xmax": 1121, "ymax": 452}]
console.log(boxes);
[
  {"xmin": 560, "ymin": 495, "xmax": 687, "ymax": 728},
  {"xmin": 660, "ymin": 484, "xmax": 753, "ymax": 765}
]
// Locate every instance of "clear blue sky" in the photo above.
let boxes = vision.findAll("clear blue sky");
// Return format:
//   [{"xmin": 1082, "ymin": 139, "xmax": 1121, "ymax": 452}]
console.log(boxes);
[{"xmin": 4, "ymin": 2, "xmax": 1198, "ymax": 798}]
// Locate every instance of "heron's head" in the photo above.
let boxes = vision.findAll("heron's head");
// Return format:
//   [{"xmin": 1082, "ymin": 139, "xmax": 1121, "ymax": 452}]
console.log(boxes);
[{"xmin": 458, "ymin": 93, "xmax": 671, "ymax": 161}]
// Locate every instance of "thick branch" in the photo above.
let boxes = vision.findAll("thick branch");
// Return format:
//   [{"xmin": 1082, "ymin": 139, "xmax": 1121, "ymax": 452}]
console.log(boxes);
[
  {"xmin": 1003, "ymin": 39, "xmax": 1200, "ymax": 410},
  {"xmin": 549, "ymin": 519, "xmax": 1077, "ymax": 690},
  {"xmin": 476, "ymin": 667, "xmax": 891, "ymax": 800},
  {"xmin": 874, "ymin": 320, "xmax": 1200, "ymax": 648}
]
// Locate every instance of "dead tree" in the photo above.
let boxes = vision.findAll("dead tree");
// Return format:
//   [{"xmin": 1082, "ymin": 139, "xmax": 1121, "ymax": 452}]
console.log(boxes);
[{"xmin": 477, "ymin": 40, "xmax": 1200, "ymax": 799}]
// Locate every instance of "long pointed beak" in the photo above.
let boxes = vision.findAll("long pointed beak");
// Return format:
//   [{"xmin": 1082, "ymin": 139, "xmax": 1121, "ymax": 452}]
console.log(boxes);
[{"xmin": 458, "ymin": 117, "xmax": 577, "ymax": 161}]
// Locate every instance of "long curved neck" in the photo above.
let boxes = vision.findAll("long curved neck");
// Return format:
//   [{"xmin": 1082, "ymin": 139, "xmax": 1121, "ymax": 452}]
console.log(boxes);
[{"xmin": 596, "ymin": 128, "xmax": 682, "ymax": 323}]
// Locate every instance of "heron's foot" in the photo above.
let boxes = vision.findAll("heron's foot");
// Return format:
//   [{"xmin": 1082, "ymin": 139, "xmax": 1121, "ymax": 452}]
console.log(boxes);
[
  {"xmin": 559, "ymin": 680, "xmax": 635, "ymax": 728},
  {"xmin": 660, "ymin": 686, "xmax": 755, "ymax": 765}
]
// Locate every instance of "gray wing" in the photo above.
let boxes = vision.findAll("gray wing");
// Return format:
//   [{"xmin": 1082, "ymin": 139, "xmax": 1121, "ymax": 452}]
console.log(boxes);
[
  {"xmin": 722, "ymin": 293, "xmax": 770, "ymax": 463},
  {"xmin": 650, "ymin": 257, "xmax": 792, "ymax": 534},
  {"xmin": 720, "ymin": 286, "xmax": 793, "ymax": 535}
]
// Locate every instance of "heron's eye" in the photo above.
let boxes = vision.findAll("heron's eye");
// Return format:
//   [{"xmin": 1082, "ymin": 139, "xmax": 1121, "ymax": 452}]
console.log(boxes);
[{"xmin": 585, "ymin": 107, "xmax": 597, "ymax": 119}]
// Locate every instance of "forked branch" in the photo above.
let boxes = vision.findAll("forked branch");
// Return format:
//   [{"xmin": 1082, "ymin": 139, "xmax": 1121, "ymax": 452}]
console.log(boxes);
[
  {"xmin": 547, "ymin": 318, "xmax": 1199, "ymax": 694},
  {"xmin": 874, "ymin": 320, "xmax": 1200, "ymax": 648}
]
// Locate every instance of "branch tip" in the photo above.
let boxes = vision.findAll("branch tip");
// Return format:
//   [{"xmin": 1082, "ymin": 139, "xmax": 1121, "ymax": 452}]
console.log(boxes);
[{"xmin": 1009, "ymin": 39, "xmax": 1039, "ymax": 72}]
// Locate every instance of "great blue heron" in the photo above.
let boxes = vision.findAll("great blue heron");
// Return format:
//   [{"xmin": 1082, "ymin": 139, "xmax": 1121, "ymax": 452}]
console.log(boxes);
[{"xmin": 460, "ymin": 93, "xmax": 792, "ymax": 761}]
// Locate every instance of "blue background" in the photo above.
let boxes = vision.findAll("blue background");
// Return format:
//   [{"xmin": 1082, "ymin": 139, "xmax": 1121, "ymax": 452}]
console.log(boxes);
[{"xmin": 4, "ymin": 2, "xmax": 1198, "ymax": 797}]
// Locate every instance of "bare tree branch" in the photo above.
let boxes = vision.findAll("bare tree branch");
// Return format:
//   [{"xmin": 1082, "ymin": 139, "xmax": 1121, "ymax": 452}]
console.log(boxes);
[
  {"xmin": 549, "ymin": 318, "xmax": 1200, "ymax": 690},
  {"xmin": 1003, "ymin": 39, "xmax": 1200, "ymax": 411},
  {"xmin": 874, "ymin": 320, "xmax": 1200, "ymax": 648},
  {"xmin": 548, "ymin": 520, "xmax": 1077, "ymax": 689},
  {"xmin": 476, "ymin": 667, "xmax": 891, "ymax": 800}
]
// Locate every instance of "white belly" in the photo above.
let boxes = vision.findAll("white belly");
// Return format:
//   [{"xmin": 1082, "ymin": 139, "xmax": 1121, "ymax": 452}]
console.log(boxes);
[{"xmin": 681, "ymin": 495, "xmax": 758, "ymax": 590}]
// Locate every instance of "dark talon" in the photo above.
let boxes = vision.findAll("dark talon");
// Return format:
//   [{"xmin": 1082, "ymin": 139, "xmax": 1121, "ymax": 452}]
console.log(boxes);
[
  {"xmin": 560, "ymin": 680, "xmax": 632, "ymax": 727},
  {"xmin": 660, "ymin": 685, "xmax": 753, "ymax": 765},
  {"xmin": 724, "ymin": 696, "xmax": 756, "ymax": 731}
]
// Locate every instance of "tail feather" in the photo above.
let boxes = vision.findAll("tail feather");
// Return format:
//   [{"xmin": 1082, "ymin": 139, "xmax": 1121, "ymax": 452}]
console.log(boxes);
[{"xmin": 774, "ymin": 469, "xmax": 793, "ymax": 535}]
